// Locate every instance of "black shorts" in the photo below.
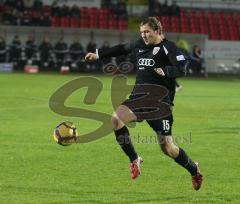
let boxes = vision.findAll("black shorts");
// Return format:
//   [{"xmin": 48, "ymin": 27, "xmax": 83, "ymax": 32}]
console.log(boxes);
[
  {"xmin": 122, "ymin": 89, "xmax": 173, "ymax": 136},
  {"xmin": 146, "ymin": 114, "xmax": 173, "ymax": 136}
]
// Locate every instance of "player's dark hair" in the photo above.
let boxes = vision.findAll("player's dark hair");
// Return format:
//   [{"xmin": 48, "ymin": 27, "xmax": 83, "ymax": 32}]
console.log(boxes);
[{"xmin": 140, "ymin": 17, "xmax": 163, "ymax": 34}]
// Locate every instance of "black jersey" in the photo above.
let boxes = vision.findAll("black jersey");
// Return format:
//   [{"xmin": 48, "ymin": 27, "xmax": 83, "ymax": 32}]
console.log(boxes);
[{"xmin": 97, "ymin": 38, "xmax": 189, "ymax": 104}]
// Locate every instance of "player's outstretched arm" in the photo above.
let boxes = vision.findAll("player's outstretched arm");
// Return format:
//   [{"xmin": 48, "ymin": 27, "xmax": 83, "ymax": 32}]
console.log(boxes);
[{"xmin": 85, "ymin": 42, "xmax": 134, "ymax": 62}]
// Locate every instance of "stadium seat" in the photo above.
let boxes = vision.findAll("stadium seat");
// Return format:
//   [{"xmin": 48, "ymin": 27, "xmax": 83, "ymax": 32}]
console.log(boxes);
[
  {"xmin": 98, "ymin": 7, "xmax": 109, "ymax": 28},
  {"xmin": 155, "ymin": 8, "xmax": 239, "ymax": 40},
  {"xmin": 88, "ymin": 7, "xmax": 98, "ymax": 28},
  {"xmin": 118, "ymin": 19, "xmax": 128, "ymax": 30},
  {"xmin": 180, "ymin": 12, "xmax": 190, "ymax": 33},
  {"xmin": 70, "ymin": 17, "xmax": 79, "ymax": 28},
  {"xmin": 79, "ymin": 18, "xmax": 88, "ymax": 28},
  {"xmin": 198, "ymin": 13, "xmax": 208, "ymax": 34},
  {"xmin": 51, "ymin": 16, "xmax": 60, "ymax": 27},
  {"xmin": 160, "ymin": 16, "xmax": 170, "ymax": 32},
  {"xmin": 80, "ymin": 7, "xmax": 89, "ymax": 16},
  {"xmin": 171, "ymin": 16, "xmax": 180, "ymax": 32},
  {"xmin": 89, "ymin": 7, "xmax": 98, "ymax": 16},
  {"xmin": 89, "ymin": 19, "xmax": 98, "ymax": 28},
  {"xmin": 6, "ymin": 3, "xmax": 240, "ymax": 40},
  {"xmin": 108, "ymin": 19, "xmax": 118, "ymax": 29},
  {"xmin": 60, "ymin": 16, "xmax": 70, "ymax": 27},
  {"xmin": 189, "ymin": 11, "xmax": 200, "ymax": 34}
]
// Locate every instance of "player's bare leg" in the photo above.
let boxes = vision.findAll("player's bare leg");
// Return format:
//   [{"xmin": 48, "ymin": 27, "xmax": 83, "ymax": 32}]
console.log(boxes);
[
  {"xmin": 111, "ymin": 105, "xmax": 143, "ymax": 179},
  {"xmin": 111, "ymin": 105, "xmax": 137, "ymax": 130},
  {"xmin": 157, "ymin": 134, "xmax": 203, "ymax": 190}
]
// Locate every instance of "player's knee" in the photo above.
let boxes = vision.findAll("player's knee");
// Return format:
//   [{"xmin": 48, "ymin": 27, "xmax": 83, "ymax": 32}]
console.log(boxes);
[
  {"xmin": 160, "ymin": 141, "xmax": 178, "ymax": 158},
  {"xmin": 160, "ymin": 143, "xmax": 168, "ymax": 155},
  {"xmin": 111, "ymin": 113, "xmax": 120, "ymax": 129},
  {"xmin": 111, "ymin": 112, "xmax": 126, "ymax": 129},
  {"xmin": 160, "ymin": 144, "xmax": 174, "ymax": 158}
]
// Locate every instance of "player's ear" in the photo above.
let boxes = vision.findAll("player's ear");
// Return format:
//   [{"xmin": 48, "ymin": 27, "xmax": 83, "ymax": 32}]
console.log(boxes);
[{"xmin": 154, "ymin": 30, "xmax": 159, "ymax": 35}]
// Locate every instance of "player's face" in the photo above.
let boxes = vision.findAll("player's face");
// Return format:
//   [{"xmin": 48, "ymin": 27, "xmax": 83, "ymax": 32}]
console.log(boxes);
[{"xmin": 140, "ymin": 24, "xmax": 159, "ymax": 45}]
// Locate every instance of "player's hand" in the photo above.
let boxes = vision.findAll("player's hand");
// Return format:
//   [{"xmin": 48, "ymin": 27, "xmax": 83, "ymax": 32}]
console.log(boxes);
[
  {"xmin": 154, "ymin": 68, "xmax": 165, "ymax": 76},
  {"xmin": 85, "ymin": 52, "xmax": 97, "ymax": 61}
]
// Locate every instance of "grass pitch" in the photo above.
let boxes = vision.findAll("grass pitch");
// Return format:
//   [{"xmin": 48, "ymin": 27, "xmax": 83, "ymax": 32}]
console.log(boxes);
[{"xmin": 0, "ymin": 72, "xmax": 240, "ymax": 204}]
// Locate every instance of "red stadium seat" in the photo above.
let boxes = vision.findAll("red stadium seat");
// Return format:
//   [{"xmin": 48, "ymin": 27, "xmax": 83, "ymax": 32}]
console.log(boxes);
[
  {"xmin": 170, "ymin": 16, "xmax": 180, "ymax": 32},
  {"xmin": 89, "ymin": 18, "xmax": 98, "ymax": 28},
  {"xmin": 158, "ymin": 9, "xmax": 239, "ymax": 40},
  {"xmin": 108, "ymin": 19, "xmax": 118, "ymax": 29},
  {"xmin": 79, "ymin": 18, "xmax": 88, "ymax": 28},
  {"xmin": 89, "ymin": 7, "xmax": 98, "ymax": 16},
  {"xmin": 160, "ymin": 16, "xmax": 170, "ymax": 32},
  {"xmin": 60, "ymin": 16, "xmax": 70, "ymax": 27},
  {"xmin": 51, "ymin": 16, "xmax": 60, "ymax": 27},
  {"xmin": 88, "ymin": 7, "xmax": 98, "ymax": 28},
  {"xmin": 118, "ymin": 19, "xmax": 128, "ymax": 30},
  {"xmin": 80, "ymin": 7, "xmax": 89, "ymax": 15},
  {"xmin": 98, "ymin": 7, "xmax": 109, "ymax": 28},
  {"xmin": 4, "ymin": 3, "xmax": 238, "ymax": 40},
  {"xmin": 70, "ymin": 17, "xmax": 79, "ymax": 28},
  {"xmin": 99, "ymin": 8, "xmax": 109, "ymax": 16}
]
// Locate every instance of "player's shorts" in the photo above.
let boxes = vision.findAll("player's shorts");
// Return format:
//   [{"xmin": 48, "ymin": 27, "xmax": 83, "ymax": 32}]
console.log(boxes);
[
  {"xmin": 122, "ymin": 90, "xmax": 174, "ymax": 136},
  {"xmin": 146, "ymin": 114, "xmax": 173, "ymax": 136}
]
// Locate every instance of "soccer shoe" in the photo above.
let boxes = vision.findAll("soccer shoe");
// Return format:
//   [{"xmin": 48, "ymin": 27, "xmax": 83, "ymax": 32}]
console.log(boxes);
[
  {"xmin": 130, "ymin": 157, "xmax": 143, "ymax": 179},
  {"xmin": 192, "ymin": 162, "xmax": 203, "ymax": 191}
]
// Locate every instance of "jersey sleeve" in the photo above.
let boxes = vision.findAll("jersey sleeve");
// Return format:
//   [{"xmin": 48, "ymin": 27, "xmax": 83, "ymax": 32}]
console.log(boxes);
[
  {"xmin": 97, "ymin": 38, "xmax": 142, "ymax": 59},
  {"xmin": 97, "ymin": 44, "xmax": 130, "ymax": 58},
  {"xmin": 161, "ymin": 41, "xmax": 189, "ymax": 78}
]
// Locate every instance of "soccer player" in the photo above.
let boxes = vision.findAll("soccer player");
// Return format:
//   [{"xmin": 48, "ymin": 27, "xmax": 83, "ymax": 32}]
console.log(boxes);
[{"xmin": 85, "ymin": 17, "xmax": 203, "ymax": 190}]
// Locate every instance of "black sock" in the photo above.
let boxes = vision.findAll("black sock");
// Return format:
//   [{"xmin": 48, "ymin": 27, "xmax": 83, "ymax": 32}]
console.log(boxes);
[
  {"xmin": 114, "ymin": 126, "xmax": 138, "ymax": 162},
  {"xmin": 174, "ymin": 148, "xmax": 198, "ymax": 176}
]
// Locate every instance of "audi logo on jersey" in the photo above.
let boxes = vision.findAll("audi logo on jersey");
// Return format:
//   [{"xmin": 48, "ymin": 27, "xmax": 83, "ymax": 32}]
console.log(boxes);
[{"xmin": 138, "ymin": 58, "xmax": 155, "ymax": 66}]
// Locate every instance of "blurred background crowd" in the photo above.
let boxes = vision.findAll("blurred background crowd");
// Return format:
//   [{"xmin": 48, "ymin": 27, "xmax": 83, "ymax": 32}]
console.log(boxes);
[{"xmin": 0, "ymin": 0, "xmax": 239, "ymax": 75}]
